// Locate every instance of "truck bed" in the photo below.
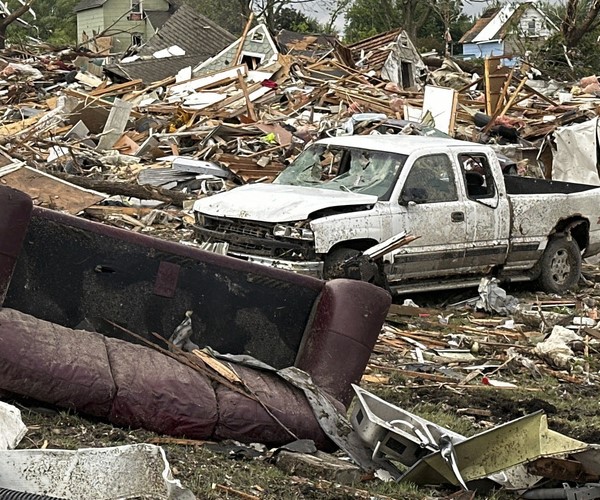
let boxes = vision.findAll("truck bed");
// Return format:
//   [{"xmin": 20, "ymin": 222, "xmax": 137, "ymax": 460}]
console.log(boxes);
[{"xmin": 504, "ymin": 175, "xmax": 597, "ymax": 195}]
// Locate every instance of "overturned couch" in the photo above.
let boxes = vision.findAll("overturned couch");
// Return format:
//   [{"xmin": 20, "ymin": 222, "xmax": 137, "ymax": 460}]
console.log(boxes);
[{"xmin": 0, "ymin": 186, "xmax": 390, "ymax": 447}]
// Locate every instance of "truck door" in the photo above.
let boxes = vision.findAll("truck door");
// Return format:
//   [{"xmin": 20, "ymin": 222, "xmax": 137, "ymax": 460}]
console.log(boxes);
[
  {"xmin": 388, "ymin": 153, "xmax": 469, "ymax": 280},
  {"xmin": 457, "ymin": 152, "xmax": 510, "ymax": 273}
]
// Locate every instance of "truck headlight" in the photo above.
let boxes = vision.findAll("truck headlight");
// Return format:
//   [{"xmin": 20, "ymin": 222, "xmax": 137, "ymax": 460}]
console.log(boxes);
[{"xmin": 273, "ymin": 224, "xmax": 314, "ymax": 241}]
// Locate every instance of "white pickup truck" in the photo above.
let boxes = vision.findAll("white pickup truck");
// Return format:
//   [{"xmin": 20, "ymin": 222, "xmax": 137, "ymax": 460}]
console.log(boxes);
[{"xmin": 193, "ymin": 136, "xmax": 600, "ymax": 294}]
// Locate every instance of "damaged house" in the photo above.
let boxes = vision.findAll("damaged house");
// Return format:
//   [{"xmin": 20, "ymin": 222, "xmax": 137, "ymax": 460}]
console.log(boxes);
[
  {"xmin": 459, "ymin": 2, "xmax": 557, "ymax": 62},
  {"xmin": 194, "ymin": 24, "xmax": 279, "ymax": 74},
  {"xmin": 339, "ymin": 28, "xmax": 426, "ymax": 89},
  {"xmin": 104, "ymin": 4, "xmax": 237, "ymax": 84},
  {"xmin": 75, "ymin": 0, "xmax": 181, "ymax": 53}
]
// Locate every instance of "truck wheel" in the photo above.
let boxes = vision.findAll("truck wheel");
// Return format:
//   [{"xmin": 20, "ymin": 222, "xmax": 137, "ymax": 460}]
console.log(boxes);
[
  {"xmin": 323, "ymin": 247, "xmax": 362, "ymax": 280},
  {"xmin": 537, "ymin": 236, "xmax": 581, "ymax": 294}
]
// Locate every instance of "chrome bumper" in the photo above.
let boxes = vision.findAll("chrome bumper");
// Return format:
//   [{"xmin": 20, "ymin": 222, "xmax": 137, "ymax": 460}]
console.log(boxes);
[{"xmin": 233, "ymin": 252, "xmax": 324, "ymax": 279}]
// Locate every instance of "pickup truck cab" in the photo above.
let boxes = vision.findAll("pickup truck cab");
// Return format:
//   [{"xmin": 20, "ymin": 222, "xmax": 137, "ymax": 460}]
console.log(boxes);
[{"xmin": 193, "ymin": 136, "xmax": 600, "ymax": 294}]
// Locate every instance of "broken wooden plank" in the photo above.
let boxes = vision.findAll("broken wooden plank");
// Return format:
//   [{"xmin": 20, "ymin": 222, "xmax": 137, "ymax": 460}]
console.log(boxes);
[{"xmin": 97, "ymin": 98, "xmax": 133, "ymax": 151}]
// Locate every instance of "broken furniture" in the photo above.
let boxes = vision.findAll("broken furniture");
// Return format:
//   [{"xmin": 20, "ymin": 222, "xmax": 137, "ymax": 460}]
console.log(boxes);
[{"xmin": 0, "ymin": 185, "xmax": 391, "ymax": 447}]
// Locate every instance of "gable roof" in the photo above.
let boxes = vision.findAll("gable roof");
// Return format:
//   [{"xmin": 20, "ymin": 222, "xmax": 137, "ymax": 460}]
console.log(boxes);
[
  {"xmin": 194, "ymin": 24, "xmax": 279, "ymax": 74},
  {"xmin": 74, "ymin": 0, "xmax": 107, "ymax": 13},
  {"xmin": 137, "ymin": 4, "xmax": 236, "ymax": 57},
  {"xmin": 459, "ymin": 2, "xmax": 557, "ymax": 44},
  {"xmin": 348, "ymin": 28, "xmax": 403, "ymax": 70},
  {"xmin": 458, "ymin": 7, "xmax": 499, "ymax": 44}
]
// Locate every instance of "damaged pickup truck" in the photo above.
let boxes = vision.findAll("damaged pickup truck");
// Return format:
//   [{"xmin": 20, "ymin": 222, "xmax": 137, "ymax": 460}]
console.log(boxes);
[{"xmin": 193, "ymin": 136, "xmax": 600, "ymax": 294}]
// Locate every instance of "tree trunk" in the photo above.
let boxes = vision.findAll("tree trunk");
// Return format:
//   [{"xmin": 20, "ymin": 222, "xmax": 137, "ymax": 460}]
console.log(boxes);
[
  {"xmin": 562, "ymin": 0, "xmax": 600, "ymax": 48},
  {"xmin": 0, "ymin": 23, "xmax": 6, "ymax": 50}
]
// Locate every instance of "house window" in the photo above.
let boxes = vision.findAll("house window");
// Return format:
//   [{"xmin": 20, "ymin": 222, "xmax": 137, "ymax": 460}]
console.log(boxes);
[
  {"xmin": 527, "ymin": 19, "xmax": 536, "ymax": 35},
  {"xmin": 128, "ymin": 1, "xmax": 143, "ymax": 20},
  {"xmin": 240, "ymin": 51, "xmax": 264, "ymax": 70},
  {"xmin": 251, "ymin": 31, "xmax": 265, "ymax": 42},
  {"xmin": 132, "ymin": 33, "xmax": 143, "ymax": 46}
]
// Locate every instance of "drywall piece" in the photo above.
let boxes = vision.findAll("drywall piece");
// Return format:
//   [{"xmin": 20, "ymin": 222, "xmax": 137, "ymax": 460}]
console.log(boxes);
[{"xmin": 422, "ymin": 86, "xmax": 457, "ymax": 135}]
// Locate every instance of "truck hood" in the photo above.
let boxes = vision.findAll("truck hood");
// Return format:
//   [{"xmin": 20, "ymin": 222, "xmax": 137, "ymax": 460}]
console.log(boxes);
[{"xmin": 193, "ymin": 184, "xmax": 378, "ymax": 223}]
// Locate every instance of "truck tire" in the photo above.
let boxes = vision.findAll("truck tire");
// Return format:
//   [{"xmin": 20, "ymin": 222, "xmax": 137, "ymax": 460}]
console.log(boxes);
[
  {"xmin": 323, "ymin": 247, "xmax": 362, "ymax": 280},
  {"xmin": 537, "ymin": 236, "xmax": 581, "ymax": 294}
]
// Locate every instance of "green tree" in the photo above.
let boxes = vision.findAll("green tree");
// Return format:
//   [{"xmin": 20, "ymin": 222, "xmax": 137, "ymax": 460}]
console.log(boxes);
[
  {"xmin": 344, "ymin": 0, "xmax": 464, "ymax": 44},
  {"xmin": 184, "ymin": 0, "xmax": 248, "ymax": 35},
  {"xmin": 272, "ymin": 7, "xmax": 323, "ymax": 32},
  {"xmin": 7, "ymin": 0, "xmax": 77, "ymax": 46}
]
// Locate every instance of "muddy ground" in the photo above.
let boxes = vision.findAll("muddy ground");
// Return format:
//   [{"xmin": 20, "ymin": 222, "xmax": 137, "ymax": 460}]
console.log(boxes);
[{"xmin": 5, "ymin": 277, "xmax": 600, "ymax": 499}]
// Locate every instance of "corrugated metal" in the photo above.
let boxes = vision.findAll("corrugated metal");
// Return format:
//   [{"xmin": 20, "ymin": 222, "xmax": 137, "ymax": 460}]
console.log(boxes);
[{"xmin": 348, "ymin": 28, "xmax": 402, "ymax": 70}]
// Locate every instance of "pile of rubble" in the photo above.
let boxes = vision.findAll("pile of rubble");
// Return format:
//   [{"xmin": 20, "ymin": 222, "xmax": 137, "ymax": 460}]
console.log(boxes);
[{"xmin": 1, "ymin": 28, "xmax": 600, "ymax": 241}]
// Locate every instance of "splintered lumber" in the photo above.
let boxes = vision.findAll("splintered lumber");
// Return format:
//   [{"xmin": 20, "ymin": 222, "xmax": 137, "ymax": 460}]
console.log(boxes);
[
  {"xmin": 51, "ymin": 172, "xmax": 193, "ymax": 206},
  {"xmin": 237, "ymin": 70, "xmax": 257, "ymax": 122},
  {"xmin": 89, "ymin": 79, "xmax": 143, "ymax": 97}
]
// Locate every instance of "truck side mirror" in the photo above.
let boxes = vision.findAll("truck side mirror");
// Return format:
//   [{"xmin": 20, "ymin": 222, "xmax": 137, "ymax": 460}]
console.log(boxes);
[{"xmin": 400, "ymin": 188, "xmax": 426, "ymax": 206}]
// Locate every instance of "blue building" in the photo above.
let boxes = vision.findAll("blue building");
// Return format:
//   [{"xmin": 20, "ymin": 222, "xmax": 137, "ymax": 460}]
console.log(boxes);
[{"xmin": 459, "ymin": 2, "xmax": 557, "ymax": 63}]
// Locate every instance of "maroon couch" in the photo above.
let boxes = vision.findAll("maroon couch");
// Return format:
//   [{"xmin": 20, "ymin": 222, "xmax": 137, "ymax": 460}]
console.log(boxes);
[{"xmin": 0, "ymin": 185, "xmax": 391, "ymax": 446}]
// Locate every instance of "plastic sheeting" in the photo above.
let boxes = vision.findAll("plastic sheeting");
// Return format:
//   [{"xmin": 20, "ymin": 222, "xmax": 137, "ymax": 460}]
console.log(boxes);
[
  {"xmin": 552, "ymin": 118, "xmax": 600, "ymax": 185},
  {"xmin": 0, "ymin": 402, "xmax": 27, "ymax": 450}
]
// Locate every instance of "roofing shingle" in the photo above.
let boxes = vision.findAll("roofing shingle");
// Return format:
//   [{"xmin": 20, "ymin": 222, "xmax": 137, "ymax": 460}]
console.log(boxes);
[
  {"xmin": 105, "ymin": 54, "xmax": 210, "ymax": 84},
  {"xmin": 348, "ymin": 28, "xmax": 402, "ymax": 70},
  {"xmin": 458, "ymin": 8, "xmax": 500, "ymax": 44},
  {"xmin": 137, "ymin": 4, "xmax": 236, "ymax": 58},
  {"xmin": 74, "ymin": 0, "xmax": 107, "ymax": 13}
]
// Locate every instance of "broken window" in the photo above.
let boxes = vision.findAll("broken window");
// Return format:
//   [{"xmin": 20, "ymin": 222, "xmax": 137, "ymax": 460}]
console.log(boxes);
[
  {"xmin": 458, "ymin": 153, "xmax": 496, "ymax": 199},
  {"xmin": 240, "ymin": 53, "xmax": 263, "ymax": 70},
  {"xmin": 400, "ymin": 154, "xmax": 457, "ymax": 204},
  {"xmin": 274, "ymin": 145, "xmax": 407, "ymax": 200},
  {"xmin": 132, "ymin": 33, "xmax": 143, "ymax": 46}
]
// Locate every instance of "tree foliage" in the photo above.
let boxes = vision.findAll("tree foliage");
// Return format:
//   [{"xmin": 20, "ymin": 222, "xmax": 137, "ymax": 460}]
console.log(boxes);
[
  {"xmin": 6, "ymin": 0, "xmax": 77, "ymax": 46},
  {"xmin": 344, "ymin": 0, "xmax": 466, "ymax": 46},
  {"xmin": 272, "ymin": 7, "xmax": 324, "ymax": 32},
  {"xmin": 183, "ymin": 0, "xmax": 248, "ymax": 35}
]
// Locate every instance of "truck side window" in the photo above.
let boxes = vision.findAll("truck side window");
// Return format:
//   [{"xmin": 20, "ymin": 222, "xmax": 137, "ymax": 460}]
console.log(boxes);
[
  {"xmin": 459, "ymin": 154, "xmax": 496, "ymax": 199},
  {"xmin": 400, "ymin": 154, "xmax": 458, "ymax": 204}
]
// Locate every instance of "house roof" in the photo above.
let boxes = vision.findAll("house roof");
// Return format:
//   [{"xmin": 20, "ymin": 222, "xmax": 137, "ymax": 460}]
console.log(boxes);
[
  {"xmin": 458, "ymin": 8, "xmax": 499, "ymax": 44},
  {"xmin": 105, "ymin": 54, "xmax": 210, "ymax": 84},
  {"xmin": 459, "ymin": 2, "xmax": 556, "ymax": 44},
  {"xmin": 145, "ymin": 10, "xmax": 172, "ymax": 31},
  {"xmin": 347, "ymin": 28, "xmax": 403, "ymax": 70},
  {"xmin": 276, "ymin": 30, "xmax": 337, "ymax": 59},
  {"xmin": 74, "ymin": 0, "xmax": 107, "ymax": 13},
  {"xmin": 137, "ymin": 4, "xmax": 236, "ymax": 58}
]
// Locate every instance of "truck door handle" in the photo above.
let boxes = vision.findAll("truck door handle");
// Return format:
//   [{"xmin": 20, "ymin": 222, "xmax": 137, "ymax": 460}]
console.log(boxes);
[{"xmin": 451, "ymin": 211, "xmax": 464, "ymax": 222}]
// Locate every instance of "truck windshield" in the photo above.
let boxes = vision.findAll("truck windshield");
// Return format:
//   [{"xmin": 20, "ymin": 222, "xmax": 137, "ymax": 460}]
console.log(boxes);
[{"xmin": 274, "ymin": 145, "xmax": 408, "ymax": 200}]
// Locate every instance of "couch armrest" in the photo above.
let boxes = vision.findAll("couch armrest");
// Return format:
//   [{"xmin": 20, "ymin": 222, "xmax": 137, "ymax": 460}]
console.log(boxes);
[
  {"xmin": 295, "ymin": 279, "xmax": 391, "ymax": 406},
  {"xmin": 0, "ymin": 186, "xmax": 32, "ymax": 306}
]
